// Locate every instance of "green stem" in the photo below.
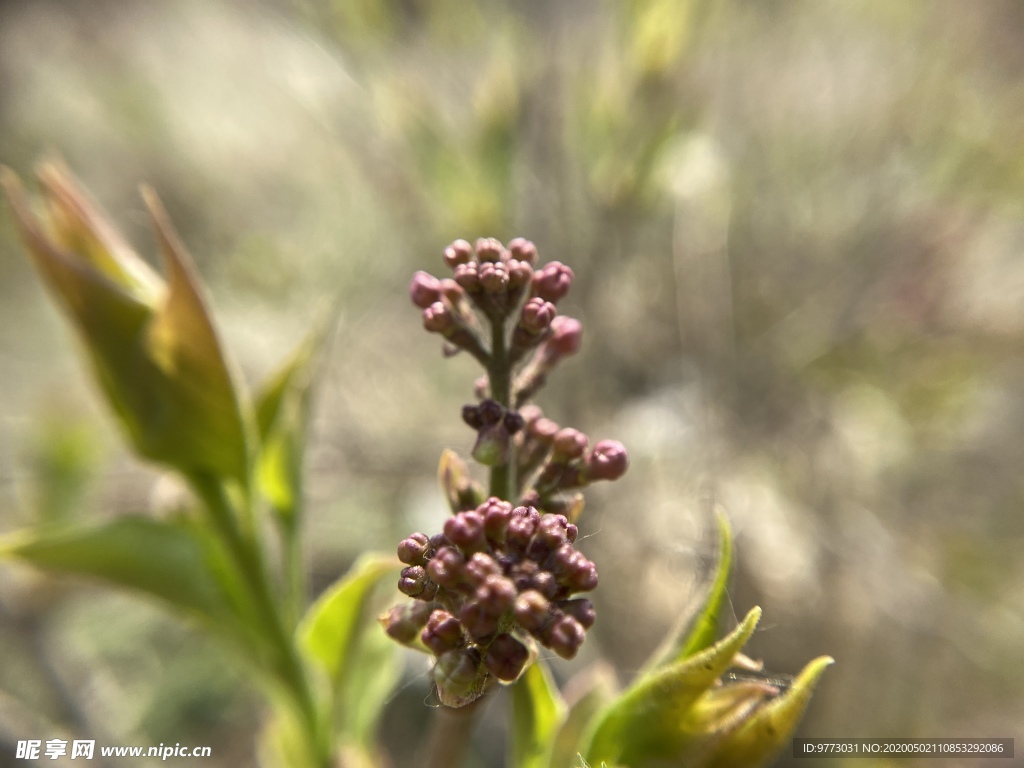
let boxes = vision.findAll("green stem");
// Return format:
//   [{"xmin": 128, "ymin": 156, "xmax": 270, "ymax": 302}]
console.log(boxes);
[
  {"xmin": 488, "ymin": 316, "xmax": 515, "ymax": 500},
  {"xmin": 188, "ymin": 473, "xmax": 328, "ymax": 768}
]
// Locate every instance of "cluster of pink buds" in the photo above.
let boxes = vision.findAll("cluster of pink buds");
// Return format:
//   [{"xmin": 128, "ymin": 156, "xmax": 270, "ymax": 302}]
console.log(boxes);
[{"xmin": 388, "ymin": 237, "xmax": 628, "ymax": 707}]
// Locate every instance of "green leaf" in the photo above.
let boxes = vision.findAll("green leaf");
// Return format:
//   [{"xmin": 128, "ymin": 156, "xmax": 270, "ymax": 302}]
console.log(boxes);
[
  {"xmin": 548, "ymin": 664, "xmax": 618, "ymax": 768},
  {"xmin": 297, "ymin": 554, "xmax": 401, "ymax": 753},
  {"xmin": 583, "ymin": 607, "xmax": 761, "ymax": 768},
  {"xmin": 641, "ymin": 508, "xmax": 733, "ymax": 673},
  {"xmin": 0, "ymin": 516, "xmax": 249, "ymax": 630},
  {"xmin": 698, "ymin": 656, "xmax": 834, "ymax": 768},
  {"xmin": 254, "ymin": 325, "xmax": 328, "ymax": 525},
  {"xmin": 511, "ymin": 659, "xmax": 566, "ymax": 768}
]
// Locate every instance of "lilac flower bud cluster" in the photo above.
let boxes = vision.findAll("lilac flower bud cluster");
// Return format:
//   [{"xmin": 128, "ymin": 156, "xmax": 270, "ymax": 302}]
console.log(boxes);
[
  {"xmin": 383, "ymin": 498, "xmax": 599, "ymax": 688},
  {"xmin": 411, "ymin": 238, "xmax": 581, "ymax": 382}
]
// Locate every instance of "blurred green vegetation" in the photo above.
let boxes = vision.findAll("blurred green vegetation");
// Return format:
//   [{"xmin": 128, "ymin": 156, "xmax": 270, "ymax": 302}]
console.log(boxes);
[{"xmin": 1, "ymin": 0, "xmax": 1023, "ymax": 765}]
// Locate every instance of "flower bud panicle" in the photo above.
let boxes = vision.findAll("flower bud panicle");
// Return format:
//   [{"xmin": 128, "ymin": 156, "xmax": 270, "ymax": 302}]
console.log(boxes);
[
  {"xmin": 484, "ymin": 634, "xmax": 530, "ymax": 681},
  {"xmin": 444, "ymin": 239, "xmax": 473, "ymax": 268},
  {"xmin": 410, "ymin": 271, "xmax": 443, "ymax": 308}
]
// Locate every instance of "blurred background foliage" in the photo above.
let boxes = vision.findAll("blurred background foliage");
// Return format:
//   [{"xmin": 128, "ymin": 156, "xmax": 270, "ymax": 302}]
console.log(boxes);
[{"xmin": 1, "ymin": 0, "xmax": 1023, "ymax": 765}]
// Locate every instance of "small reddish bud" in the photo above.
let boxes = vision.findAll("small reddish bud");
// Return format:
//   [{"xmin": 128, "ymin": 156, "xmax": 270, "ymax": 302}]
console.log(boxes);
[
  {"xmin": 444, "ymin": 511, "xmax": 487, "ymax": 554},
  {"xmin": 422, "ymin": 609, "xmax": 465, "ymax": 654},
  {"xmin": 422, "ymin": 301, "xmax": 454, "ymax": 333},
  {"xmin": 586, "ymin": 440, "xmax": 629, "ymax": 481},
  {"xmin": 444, "ymin": 239, "xmax": 473, "ymax": 268},
  {"xmin": 545, "ymin": 615, "xmax": 586, "ymax": 659},
  {"xmin": 398, "ymin": 565, "xmax": 430, "ymax": 597},
  {"xmin": 410, "ymin": 271, "xmax": 443, "ymax": 308},
  {"xmin": 514, "ymin": 590, "xmax": 551, "ymax": 631},
  {"xmin": 382, "ymin": 601, "xmax": 433, "ymax": 644},
  {"xmin": 559, "ymin": 598, "xmax": 596, "ymax": 629},
  {"xmin": 531, "ymin": 261, "xmax": 574, "ymax": 302},
  {"xmin": 484, "ymin": 634, "xmax": 530, "ymax": 681},
  {"xmin": 398, "ymin": 532, "xmax": 431, "ymax": 565},
  {"xmin": 519, "ymin": 297, "xmax": 557, "ymax": 334},
  {"xmin": 553, "ymin": 428, "xmax": 588, "ymax": 460},
  {"xmin": 475, "ymin": 237, "xmax": 505, "ymax": 262},
  {"xmin": 508, "ymin": 237, "xmax": 538, "ymax": 265}
]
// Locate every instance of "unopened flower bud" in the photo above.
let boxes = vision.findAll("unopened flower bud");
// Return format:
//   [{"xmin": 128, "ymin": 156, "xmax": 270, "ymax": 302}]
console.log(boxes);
[
  {"xmin": 398, "ymin": 565, "xmax": 430, "ymax": 598},
  {"xmin": 475, "ymin": 237, "xmax": 504, "ymax": 262},
  {"xmin": 508, "ymin": 237, "xmax": 538, "ymax": 265},
  {"xmin": 503, "ymin": 411, "xmax": 524, "ymax": 435},
  {"xmin": 545, "ymin": 615, "xmax": 586, "ymax": 659},
  {"xmin": 460, "ymin": 601, "xmax": 501, "ymax": 639},
  {"xmin": 558, "ymin": 598, "xmax": 596, "ymax": 629},
  {"xmin": 465, "ymin": 552, "xmax": 502, "ymax": 586},
  {"xmin": 423, "ymin": 301, "xmax": 454, "ymax": 333},
  {"xmin": 507, "ymin": 259, "xmax": 533, "ymax": 290},
  {"xmin": 477, "ymin": 399, "xmax": 504, "ymax": 426},
  {"xmin": 478, "ymin": 260, "xmax": 510, "ymax": 294},
  {"xmin": 398, "ymin": 532, "xmax": 431, "ymax": 565},
  {"xmin": 453, "ymin": 262, "xmax": 481, "ymax": 293},
  {"xmin": 427, "ymin": 546, "xmax": 467, "ymax": 590},
  {"xmin": 553, "ymin": 428, "xmax": 588, "ymax": 460},
  {"xmin": 444, "ymin": 511, "xmax": 487, "ymax": 554},
  {"xmin": 410, "ymin": 271, "xmax": 443, "ymax": 308},
  {"xmin": 585, "ymin": 440, "xmax": 629, "ymax": 482},
  {"xmin": 531, "ymin": 261, "xmax": 574, "ymax": 302},
  {"xmin": 462, "ymin": 404, "xmax": 484, "ymax": 430},
  {"xmin": 542, "ymin": 316, "xmax": 583, "ymax": 360},
  {"xmin": 440, "ymin": 278, "xmax": 466, "ymax": 305},
  {"xmin": 519, "ymin": 297, "xmax": 557, "ymax": 334},
  {"xmin": 482, "ymin": 499, "xmax": 514, "ymax": 543},
  {"xmin": 443, "ymin": 239, "xmax": 473, "ymax": 268},
  {"xmin": 514, "ymin": 590, "xmax": 551, "ymax": 631},
  {"xmin": 381, "ymin": 601, "xmax": 433, "ymax": 644},
  {"xmin": 475, "ymin": 574, "xmax": 517, "ymax": 615},
  {"xmin": 422, "ymin": 609, "xmax": 466, "ymax": 655},
  {"xmin": 484, "ymin": 634, "xmax": 530, "ymax": 681}
]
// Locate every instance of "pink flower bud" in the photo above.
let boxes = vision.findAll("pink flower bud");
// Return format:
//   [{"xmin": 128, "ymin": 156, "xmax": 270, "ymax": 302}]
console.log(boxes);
[
  {"xmin": 475, "ymin": 237, "xmax": 505, "ymax": 262},
  {"xmin": 545, "ymin": 316, "xmax": 583, "ymax": 358},
  {"xmin": 443, "ymin": 239, "xmax": 473, "ymax": 268},
  {"xmin": 586, "ymin": 440, "xmax": 629, "ymax": 481},
  {"xmin": 409, "ymin": 271, "xmax": 443, "ymax": 308},
  {"xmin": 422, "ymin": 301, "xmax": 454, "ymax": 333},
  {"xmin": 532, "ymin": 261, "xmax": 574, "ymax": 302},
  {"xmin": 508, "ymin": 237, "xmax": 538, "ymax": 265},
  {"xmin": 553, "ymin": 428, "xmax": 588, "ymax": 460},
  {"xmin": 519, "ymin": 297, "xmax": 557, "ymax": 334}
]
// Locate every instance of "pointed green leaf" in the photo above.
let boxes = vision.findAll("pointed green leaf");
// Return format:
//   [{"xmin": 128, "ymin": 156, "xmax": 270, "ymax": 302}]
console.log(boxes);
[
  {"xmin": 254, "ymin": 325, "xmax": 328, "ymax": 525},
  {"xmin": 548, "ymin": 664, "xmax": 618, "ymax": 768},
  {"xmin": 584, "ymin": 607, "xmax": 761, "ymax": 767},
  {"xmin": 642, "ymin": 508, "xmax": 732, "ymax": 673},
  {"xmin": 511, "ymin": 659, "xmax": 566, "ymax": 768},
  {"xmin": 699, "ymin": 656, "xmax": 834, "ymax": 768},
  {"xmin": 297, "ymin": 554, "xmax": 401, "ymax": 751},
  {"xmin": 0, "ymin": 516, "xmax": 251, "ymax": 630}
]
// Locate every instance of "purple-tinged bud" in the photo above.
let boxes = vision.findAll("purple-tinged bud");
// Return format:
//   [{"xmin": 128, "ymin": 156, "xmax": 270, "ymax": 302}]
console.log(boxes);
[
  {"xmin": 410, "ymin": 271, "xmax": 443, "ymax": 308},
  {"xmin": 482, "ymin": 500, "xmax": 514, "ymax": 543},
  {"xmin": 566, "ymin": 561, "xmax": 599, "ymax": 593},
  {"xmin": 444, "ymin": 239, "xmax": 473, "ymax": 268},
  {"xmin": 444, "ymin": 511, "xmax": 487, "ymax": 554},
  {"xmin": 440, "ymin": 278, "xmax": 466, "ymax": 304},
  {"xmin": 553, "ymin": 428, "xmax": 588, "ymax": 460},
  {"xmin": 427, "ymin": 546, "xmax": 466, "ymax": 590},
  {"xmin": 507, "ymin": 259, "xmax": 533, "ymax": 289},
  {"xmin": 433, "ymin": 648, "xmax": 483, "ymax": 706},
  {"xmin": 503, "ymin": 411, "xmax": 524, "ymax": 435},
  {"xmin": 536, "ymin": 514, "xmax": 570, "ymax": 549},
  {"xmin": 519, "ymin": 297, "xmax": 557, "ymax": 334},
  {"xmin": 514, "ymin": 590, "xmax": 551, "ymax": 631},
  {"xmin": 460, "ymin": 601, "xmax": 501, "ymax": 640},
  {"xmin": 532, "ymin": 570, "xmax": 563, "ymax": 601},
  {"xmin": 545, "ymin": 615, "xmax": 586, "ymax": 659},
  {"xmin": 398, "ymin": 565, "xmax": 430, "ymax": 597},
  {"xmin": 586, "ymin": 440, "xmax": 629, "ymax": 482},
  {"xmin": 398, "ymin": 532, "xmax": 431, "ymax": 565},
  {"xmin": 465, "ymin": 552, "xmax": 502, "ymax": 586},
  {"xmin": 462, "ymin": 404, "xmax": 484, "ymax": 430},
  {"xmin": 565, "ymin": 523, "xmax": 579, "ymax": 543},
  {"xmin": 429, "ymin": 532, "xmax": 450, "ymax": 551},
  {"xmin": 381, "ymin": 601, "xmax": 433, "ymax": 644},
  {"xmin": 531, "ymin": 261, "xmax": 574, "ymax": 302},
  {"xmin": 508, "ymin": 237, "xmax": 538, "ymax": 265},
  {"xmin": 530, "ymin": 418, "xmax": 559, "ymax": 443},
  {"xmin": 505, "ymin": 514, "xmax": 537, "ymax": 554},
  {"xmin": 558, "ymin": 598, "xmax": 596, "ymax": 629},
  {"xmin": 550, "ymin": 544, "xmax": 586, "ymax": 579},
  {"xmin": 475, "ymin": 575, "xmax": 517, "ymax": 615},
  {"xmin": 423, "ymin": 301, "xmax": 454, "ymax": 333},
  {"xmin": 422, "ymin": 609, "xmax": 465, "ymax": 655},
  {"xmin": 542, "ymin": 316, "xmax": 583, "ymax": 360},
  {"xmin": 484, "ymin": 634, "xmax": 530, "ymax": 681},
  {"xmin": 475, "ymin": 237, "xmax": 505, "ymax": 262},
  {"xmin": 478, "ymin": 260, "xmax": 510, "ymax": 294},
  {"xmin": 519, "ymin": 405, "xmax": 544, "ymax": 429},
  {"xmin": 453, "ymin": 262, "xmax": 481, "ymax": 292},
  {"xmin": 478, "ymin": 399, "xmax": 504, "ymax": 426}
]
